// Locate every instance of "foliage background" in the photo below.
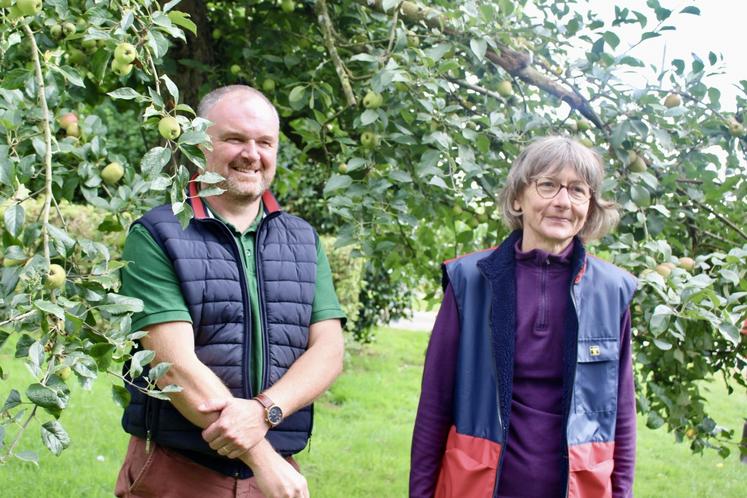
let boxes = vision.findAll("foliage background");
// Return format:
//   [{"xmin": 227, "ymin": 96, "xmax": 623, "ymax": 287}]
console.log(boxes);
[{"xmin": 0, "ymin": 0, "xmax": 745, "ymax": 467}]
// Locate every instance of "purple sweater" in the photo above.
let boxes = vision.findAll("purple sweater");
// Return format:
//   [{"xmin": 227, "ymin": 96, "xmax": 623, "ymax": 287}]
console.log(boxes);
[{"xmin": 410, "ymin": 244, "xmax": 636, "ymax": 498}]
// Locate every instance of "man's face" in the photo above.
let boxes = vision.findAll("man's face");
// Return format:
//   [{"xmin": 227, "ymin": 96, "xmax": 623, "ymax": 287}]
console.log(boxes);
[{"xmin": 203, "ymin": 91, "xmax": 279, "ymax": 203}]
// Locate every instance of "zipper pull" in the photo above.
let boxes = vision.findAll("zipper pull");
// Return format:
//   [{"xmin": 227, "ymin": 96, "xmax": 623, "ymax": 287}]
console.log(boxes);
[{"xmin": 145, "ymin": 430, "xmax": 152, "ymax": 454}]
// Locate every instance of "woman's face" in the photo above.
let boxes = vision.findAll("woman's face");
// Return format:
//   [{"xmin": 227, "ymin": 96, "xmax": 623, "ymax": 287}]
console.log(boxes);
[{"xmin": 513, "ymin": 165, "xmax": 592, "ymax": 254}]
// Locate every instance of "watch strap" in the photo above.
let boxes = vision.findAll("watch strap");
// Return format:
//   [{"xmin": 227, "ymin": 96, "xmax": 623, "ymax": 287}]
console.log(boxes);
[{"xmin": 254, "ymin": 392, "xmax": 274, "ymax": 410}]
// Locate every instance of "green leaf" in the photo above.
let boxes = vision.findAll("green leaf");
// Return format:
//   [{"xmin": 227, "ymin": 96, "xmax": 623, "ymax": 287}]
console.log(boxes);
[
  {"xmin": 132, "ymin": 350, "xmax": 156, "ymax": 370},
  {"xmin": 148, "ymin": 362, "xmax": 172, "ymax": 383},
  {"xmin": 680, "ymin": 6, "xmax": 700, "ymax": 15},
  {"xmin": 107, "ymin": 87, "xmax": 144, "ymax": 101},
  {"xmin": 289, "ymin": 86, "xmax": 306, "ymax": 105},
  {"xmin": 162, "ymin": 74, "xmax": 180, "ymax": 104},
  {"xmin": 15, "ymin": 450, "xmax": 39, "ymax": 465},
  {"xmin": 469, "ymin": 38, "xmax": 487, "ymax": 61},
  {"xmin": 2, "ymin": 389, "xmax": 21, "ymax": 412},
  {"xmin": 323, "ymin": 175, "xmax": 353, "ymax": 195},
  {"xmin": 41, "ymin": 420, "xmax": 70, "ymax": 456},
  {"xmin": 631, "ymin": 185, "xmax": 651, "ymax": 207},
  {"xmin": 26, "ymin": 383, "xmax": 66, "ymax": 410},
  {"xmin": 112, "ymin": 385, "xmax": 131, "ymax": 409},
  {"xmin": 50, "ymin": 66, "xmax": 85, "ymax": 88},
  {"xmin": 194, "ymin": 172, "xmax": 224, "ymax": 184},
  {"xmin": 140, "ymin": 147, "xmax": 171, "ymax": 178},
  {"xmin": 4, "ymin": 204, "xmax": 24, "ymax": 237},
  {"xmin": 34, "ymin": 300, "xmax": 65, "ymax": 321},
  {"xmin": 382, "ymin": 0, "xmax": 399, "ymax": 11},
  {"xmin": 167, "ymin": 10, "xmax": 197, "ymax": 35},
  {"xmin": 603, "ymin": 31, "xmax": 620, "ymax": 49},
  {"xmin": 360, "ymin": 110, "xmax": 379, "ymax": 126}
]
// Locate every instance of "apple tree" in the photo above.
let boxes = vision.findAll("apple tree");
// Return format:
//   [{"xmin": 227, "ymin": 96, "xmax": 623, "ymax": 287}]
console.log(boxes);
[{"xmin": 1, "ymin": 0, "xmax": 745, "ymax": 463}]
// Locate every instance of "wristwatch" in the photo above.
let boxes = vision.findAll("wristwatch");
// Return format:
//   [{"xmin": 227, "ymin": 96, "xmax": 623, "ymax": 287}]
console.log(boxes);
[{"xmin": 254, "ymin": 392, "xmax": 283, "ymax": 428}]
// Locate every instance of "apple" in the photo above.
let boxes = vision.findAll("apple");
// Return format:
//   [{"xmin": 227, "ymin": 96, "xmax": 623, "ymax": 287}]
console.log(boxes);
[
  {"xmin": 16, "ymin": 0, "xmax": 42, "ymax": 16},
  {"xmin": 578, "ymin": 137, "xmax": 593, "ymax": 148},
  {"xmin": 230, "ymin": 64, "xmax": 241, "ymax": 75},
  {"xmin": 62, "ymin": 22, "xmax": 76, "ymax": 37},
  {"xmin": 58, "ymin": 366, "xmax": 72, "ymax": 381},
  {"xmin": 655, "ymin": 262, "xmax": 675, "ymax": 278},
  {"xmin": 212, "ymin": 28, "xmax": 222, "ymax": 40},
  {"xmin": 576, "ymin": 119, "xmax": 591, "ymax": 132},
  {"xmin": 0, "ymin": 0, "xmax": 12, "ymax": 7},
  {"xmin": 158, "ymin": 116, "xmax": 181, "ymax": 140},
  {"xmin": 81, "ymin": 38, "xmax": 98, "ymax": 53},
  {"xmin": 50, "ymin": 24, "xmax": 64, "ymax": 39},
  {"xmin": 46, "ymin": 264, "xmax": 66, "ymax": 289},
  {"xmin": 360, "ymin": 131, "xmax": 379, "ymax": 149},
  {"xmin": 496, "ymin": 80, "xmax": 513, "ymax": 98},
  {"xmin": 685, "ymin": 428, "xmax": 696, "ymax": 440},
  {"xmin": 101, "ymin": 161, "xmax": 124, "ymax": 185},
  {"xmin": 727, "ymin": 118, "xmax": 745, "ymax": 137},
  {"xmin": 678, "ymin": 257, "xmax": 695, "ymax": 271},
  {"xmin": 58, "ymin": 112, "xmax": 78, "ymax": 130},
  {"xmin": 111, "ymin": 58, "xmax": 133, "ymax": 77},
  {"xmin": 262, "ymin": 78, "xmax": 276, "ymax": 93},
  {"xmin": 65, "ymin": 122, "xmax": 80, "ymax": 138},
  {"xmin": 280, "ymin": 0, "xmax": 295, "ymax": 13},
  {"xmin": 407, "ymin": 31, "xmax": 420, "ymax": 48},
  {"xmin": 628, "ymin": 152, "xmax": 647, "ymax": 173},
  {"xmin": 338, "ymin": 163, "xmax": 348, "ymax": 174},
  {"xmin": 362, "ymin": 90, "xmax": 383, "ymax": 109},
  {"xmin": 114, "ymin": 42, "xmax": 137, "ymax": 65},
  {"xmin": 67, "ymin": 48, "xmax": 86, "ymax": 65},
  {"xmin": 663, "ymin": 93, "xmax": 681, "ymax": 108}
]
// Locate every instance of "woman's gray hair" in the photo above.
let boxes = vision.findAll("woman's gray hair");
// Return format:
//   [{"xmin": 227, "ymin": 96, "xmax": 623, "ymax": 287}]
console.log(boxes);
[
  {"xmin": 499, "ymin": 136, "xmax": 619, "ymax": 241},
  {"xmin": 197, "ymin": 85, "xmax": 278, "ymax": 121}
]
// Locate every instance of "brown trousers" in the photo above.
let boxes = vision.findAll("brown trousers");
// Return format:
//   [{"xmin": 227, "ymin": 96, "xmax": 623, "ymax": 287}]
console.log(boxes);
[{"xmin": 115, "ymin": 436, "xmax": 300, "ymax": 498}]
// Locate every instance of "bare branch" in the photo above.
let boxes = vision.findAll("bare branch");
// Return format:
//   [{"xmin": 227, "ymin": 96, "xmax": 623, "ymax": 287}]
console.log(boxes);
[{"xmin": 316, "ymin": 0, "xmax": 357, "ymax": 107}]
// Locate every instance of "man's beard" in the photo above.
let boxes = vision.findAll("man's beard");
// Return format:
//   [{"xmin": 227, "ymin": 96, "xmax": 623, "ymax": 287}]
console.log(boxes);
[{"xmin": 220, "ymin": 162, "xmax": 271, "ymax": 201}]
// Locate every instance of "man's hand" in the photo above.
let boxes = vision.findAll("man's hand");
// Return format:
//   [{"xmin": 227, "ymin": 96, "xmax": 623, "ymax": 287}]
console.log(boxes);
[
  {"xmin": 244, "ymin": 441, "xmax": 310, "ymax": 498},
  {"xmin": 199, "ymin": 398, "xmax": 269, "ymax": 459}
]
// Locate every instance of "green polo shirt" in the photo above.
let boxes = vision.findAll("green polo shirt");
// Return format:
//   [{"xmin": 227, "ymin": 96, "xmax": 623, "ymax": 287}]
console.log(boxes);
[{"xmin": 120, "ymin": 202, "xmax": 345, "ymax": 393}]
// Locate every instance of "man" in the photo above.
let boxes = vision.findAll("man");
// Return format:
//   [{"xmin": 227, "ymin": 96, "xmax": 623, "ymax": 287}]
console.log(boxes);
[{"xmin": 114, "ymin": 85, "xmax": 346, "ymax": 498}]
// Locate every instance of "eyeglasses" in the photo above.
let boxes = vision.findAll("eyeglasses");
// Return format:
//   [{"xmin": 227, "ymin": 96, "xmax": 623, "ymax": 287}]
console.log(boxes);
[{"xmin": 534, "ymin": 177, "xmax": 592, "ymax": 204}]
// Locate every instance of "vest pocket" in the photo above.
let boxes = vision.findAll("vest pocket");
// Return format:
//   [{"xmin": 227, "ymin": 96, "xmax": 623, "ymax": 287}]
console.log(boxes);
[
  {"xmin": 435, "ymin": 426, "xmax": 500, "ymax": 498},
  {"xmin": 568, "ymin": 442, "xmax": 614, "ymax": 498},
  {"xmin": 574, "ymin": 338, "xmax": 618, "ymax": 413}
]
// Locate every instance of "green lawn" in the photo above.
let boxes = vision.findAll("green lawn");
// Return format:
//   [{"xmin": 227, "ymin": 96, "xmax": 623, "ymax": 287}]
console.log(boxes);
[{"xmin": 1, "ymin": 327, "xmax": 745, "ymax": 497}]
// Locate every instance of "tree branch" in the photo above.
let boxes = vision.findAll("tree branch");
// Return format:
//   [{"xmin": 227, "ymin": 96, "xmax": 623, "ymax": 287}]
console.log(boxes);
[
  {"xmin": 359, "ymin": 0, "xmax": 606, "ymax": 130},
  {"xmin": 316, "ymin": 0, "xmax": 357, "ymax": 107}
]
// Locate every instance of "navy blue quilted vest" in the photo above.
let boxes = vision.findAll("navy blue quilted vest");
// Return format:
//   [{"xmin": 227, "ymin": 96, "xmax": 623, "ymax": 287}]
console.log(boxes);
[{"xmin": 121, "ymin": 191, "xmax": 317, "ymax": 478}]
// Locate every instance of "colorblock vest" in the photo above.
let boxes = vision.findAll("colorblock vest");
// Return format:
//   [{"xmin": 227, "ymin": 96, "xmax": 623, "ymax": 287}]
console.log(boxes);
[
  {"xmin": 436, "ymin": 231, "xmax": 637, "ymax": 498},
  {"xmin": 121, "ymin": 190, "xmax": 317, "ymax": 478}
]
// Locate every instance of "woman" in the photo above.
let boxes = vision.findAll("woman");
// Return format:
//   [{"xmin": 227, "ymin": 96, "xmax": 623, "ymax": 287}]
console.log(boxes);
[{"xmin": 410, "ymin": 136, "xmax": 637, "ymax": 498}]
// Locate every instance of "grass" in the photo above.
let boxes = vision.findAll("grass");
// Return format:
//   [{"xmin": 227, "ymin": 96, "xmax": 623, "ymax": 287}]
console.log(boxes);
[{"xmin": 1, "ymin": 327, "xmax": 745, "ymax": 497}]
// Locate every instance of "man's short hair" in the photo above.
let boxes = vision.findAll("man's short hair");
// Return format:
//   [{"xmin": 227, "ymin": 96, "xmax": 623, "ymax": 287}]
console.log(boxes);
[{"xmin": 197, "ymin": 85, "xmax": 279, "ymax": 122}]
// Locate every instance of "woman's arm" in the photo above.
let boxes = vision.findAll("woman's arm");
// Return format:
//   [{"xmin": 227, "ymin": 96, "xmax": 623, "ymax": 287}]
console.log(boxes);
[
  {"xmin": 612, "ymin": 308, "xmax": 636, "ymax": 498},
  {"xmin": 409, "ymin": 284, "xmax": 461, "ymax": 498}
]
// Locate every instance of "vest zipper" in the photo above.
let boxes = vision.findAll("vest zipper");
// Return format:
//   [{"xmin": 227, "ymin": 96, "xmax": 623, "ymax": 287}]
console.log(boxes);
[
  {"xmin": 564, "ymin": 279, "xmax": 581, "ymax": 497},
  {"xmin": 256, "ymin": 212, "xmax": 281, "ymax": 391}
]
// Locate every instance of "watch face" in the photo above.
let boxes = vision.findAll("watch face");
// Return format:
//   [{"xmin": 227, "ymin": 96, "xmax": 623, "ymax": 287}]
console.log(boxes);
[{"xmin": 267, "ymin": 406, "xmax": 283, "ymax": 426}]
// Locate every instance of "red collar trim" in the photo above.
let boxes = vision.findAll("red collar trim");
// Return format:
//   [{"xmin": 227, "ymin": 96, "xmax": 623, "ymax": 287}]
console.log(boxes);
[
  {"xmin": 574, "ymin": 258, "xmax": 587, "ymax": 284},
  {"xmin": 188, "ymin": 177, "xmax": 208, "ymax": 219},
  {"xmin": 261, "ymin": 190, "xmax": 281, "ymax": 213},
  {"xmin": 189, "ymin": 174, "xmax": 281, "ymax": 218}
]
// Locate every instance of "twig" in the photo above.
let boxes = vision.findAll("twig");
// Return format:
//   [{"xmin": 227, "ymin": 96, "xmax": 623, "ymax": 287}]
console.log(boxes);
[
  {"xmin": 316, "ymin": 0, "xmax": 357, "ymax": 107},
  {"xmin": 23, "ymin": 23, "xmax": 52, "ymax": 268},
  {"xmin": 680, "ymin": 189, "xmax": 747, "ymax": 241},
  {"xmin": 382, "ymin": 2, "xmax": 403, "ymax": 65}
]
